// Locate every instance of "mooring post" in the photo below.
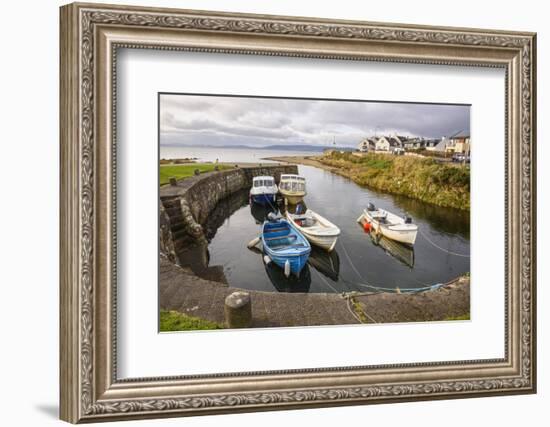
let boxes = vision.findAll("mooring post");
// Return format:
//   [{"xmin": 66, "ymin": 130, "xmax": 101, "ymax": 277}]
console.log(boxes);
[
  {"xmin": 224, "ymin": 291, "xmax": 252, "ymax": 328},
  {"xmin": 169, "ymin": 177, "xmax": 177, "ymax": 186}
]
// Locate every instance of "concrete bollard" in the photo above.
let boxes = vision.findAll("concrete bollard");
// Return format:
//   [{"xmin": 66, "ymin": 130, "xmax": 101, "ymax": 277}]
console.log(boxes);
[
  {"xmin": 169, "ymin": 177, "xmax": 177, "ymax": 186},
  {"xmin": 224, "ymin": 291, "xmax": 252, "ymax": 328}
]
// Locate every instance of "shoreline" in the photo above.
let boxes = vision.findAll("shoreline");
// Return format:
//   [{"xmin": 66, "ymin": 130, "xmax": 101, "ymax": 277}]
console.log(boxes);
[{"xmin": 263, "ymin": 154, "xmax": 470, "ymax": 211}]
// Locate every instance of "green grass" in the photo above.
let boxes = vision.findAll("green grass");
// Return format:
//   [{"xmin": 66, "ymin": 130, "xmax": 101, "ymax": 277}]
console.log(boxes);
[
  {"xmin": 159, "ymin": 163, "xmax": 231, "ymax": 186},
  {"xmin": 444, "ymin": 313, "xmax": 471, "ymax": 321},
  {"xmin": 319, "ymin": 152, "xmax": 470, "ymax": 210},
  {"xmin": 160, "ymin": 310, "xmax": 223, "ymax": 331}
]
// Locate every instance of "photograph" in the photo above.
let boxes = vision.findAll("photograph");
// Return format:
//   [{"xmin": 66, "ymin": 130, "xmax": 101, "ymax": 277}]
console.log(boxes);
[{"xmin": 158, "ymin": 94, "xmax": 471, "ymax": 331}]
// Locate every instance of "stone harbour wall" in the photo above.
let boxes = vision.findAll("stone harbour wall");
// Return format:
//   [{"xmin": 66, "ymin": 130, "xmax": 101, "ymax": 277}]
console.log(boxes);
[{"xmin": 159, "ymin": 164, "xmax": 298, "ymax": 255}]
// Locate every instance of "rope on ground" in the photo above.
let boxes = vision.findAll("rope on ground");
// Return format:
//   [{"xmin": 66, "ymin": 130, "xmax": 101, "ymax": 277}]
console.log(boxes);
[
  {"xmin": 418, "ymin": 228, "xmax": 470, "ymax": 258},
  {"xmin": 345, "ymin": 297, "xmax": 365, "ymax": 324},
  {"xmin": 345, "ymin": 294, "xmax": 379, "ymax": 324},
  {"xmin": 353, "ymin": 282, "xmax": 446, "ymax": 294},
  {"xmin": 347, "ymin": 275, "xmax": 459, "ymax": 294}
]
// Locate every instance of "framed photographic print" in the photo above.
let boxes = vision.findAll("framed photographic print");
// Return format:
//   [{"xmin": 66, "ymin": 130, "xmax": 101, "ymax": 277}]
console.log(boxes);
[{"xmin": 60, "ymin": 2, "xmax": 537, "ymax": 423}]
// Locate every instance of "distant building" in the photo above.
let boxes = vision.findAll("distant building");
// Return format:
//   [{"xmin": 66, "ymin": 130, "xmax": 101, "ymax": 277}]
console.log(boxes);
[
  {"xmin": 375, "ymin": 136, "xmax": 392, "ymax": 151},
  {"xmin": 403, "ymin": 137, "xmax": 427, "ymax": 150},
  {"xmin": 450, "ymin": 134, "xmax": 470, "ymax": 155},
  {"xmin": 357, "ymin": 137, "xmax": 376, "ymax": 152},
  {"xmin": 432, "ymin": 133, "xmax": 471, "ymax": 155},
  {"xmin": 425, "ymin": 137, "xmax": 446, "ymax": 151}
]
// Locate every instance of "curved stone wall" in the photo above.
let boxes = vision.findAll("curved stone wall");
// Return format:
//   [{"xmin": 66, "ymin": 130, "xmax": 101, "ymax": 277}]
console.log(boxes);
[{"xmin": 159, "ymin": 165, "xmax": 298, "ymax": 258}]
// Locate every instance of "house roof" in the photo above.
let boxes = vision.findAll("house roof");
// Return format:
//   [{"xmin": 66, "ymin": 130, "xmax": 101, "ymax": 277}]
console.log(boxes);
[{"xmin": 451, "ymin": 133, "xmax": 470, "ymax": 139}]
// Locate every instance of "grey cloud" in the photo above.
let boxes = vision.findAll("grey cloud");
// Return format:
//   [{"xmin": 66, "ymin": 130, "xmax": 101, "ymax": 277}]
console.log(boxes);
[{"xmin": 160, "ymin": 94, "xmax": 470, "ymax": 147}]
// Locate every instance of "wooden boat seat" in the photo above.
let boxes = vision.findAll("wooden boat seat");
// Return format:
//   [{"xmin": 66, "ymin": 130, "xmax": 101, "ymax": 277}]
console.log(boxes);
[
  {"xmin": 264, "ymin": 227, "xmax": 287, "ymax": 233},
  {"xmin": 264, "ymin": 234, "xmax": 294, "ymax": 242},
  {"xmin": 270, "ymin": 243, "xmax": 306, "ymax": 249}
]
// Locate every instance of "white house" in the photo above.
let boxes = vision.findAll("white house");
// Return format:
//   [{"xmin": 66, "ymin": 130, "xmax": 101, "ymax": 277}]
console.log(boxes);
[
  {"xmin": 375, "ymin": 136, "xmax": 391, "ymax": 151},
  {"xmin": 357, "ymin": 137, "xmax": 376, "ymax": 152},
  {"xmin": 450, "ymin": 134, "xmax": 470, "ymax": 155},
  {"xmin": 425, "ymin": 137, "xmax": 446, "ymax": 151}
]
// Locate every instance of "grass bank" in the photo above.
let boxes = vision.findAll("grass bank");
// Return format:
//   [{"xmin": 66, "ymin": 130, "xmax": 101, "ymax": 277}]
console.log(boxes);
[
  {"xmin": 160, "ymin": 310, "xmax": 223, "ymax": 331},
  {"xmin": 159, "ymin": 163, "xmax": 231, "ymax": 186},
  {"xmin": 319, "ymin": 152, "xmax": 470, "ymax": 210}
]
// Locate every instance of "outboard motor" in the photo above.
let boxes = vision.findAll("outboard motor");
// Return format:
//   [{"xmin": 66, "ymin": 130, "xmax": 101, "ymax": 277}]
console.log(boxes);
[
  {"xmin": 367, "ymin": 202, "xmax": 376, "ymax": 212},
  {"xmin": 267, "ymin": 212, "xmax": 279, "ymax": 222},
  {"xmin": 404, "ymin": 216, "xmax": 413, "ymax": 224}
]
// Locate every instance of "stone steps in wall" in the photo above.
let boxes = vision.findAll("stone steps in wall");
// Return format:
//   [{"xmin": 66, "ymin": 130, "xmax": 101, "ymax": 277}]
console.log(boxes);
[
  {"xmin": 161, "ymin": 196, "xmax": 180, "ymax": 207},
  {"xmin": 164, "ymin": 206, "xmax": 183, "ymax": 218},
  {"xmin": 172, "ymin": 228, "xmax": 189, "ymax": 241},
  {"xmin": 170, "ymin": 221, "xmax": 185, "ymax": 233}
]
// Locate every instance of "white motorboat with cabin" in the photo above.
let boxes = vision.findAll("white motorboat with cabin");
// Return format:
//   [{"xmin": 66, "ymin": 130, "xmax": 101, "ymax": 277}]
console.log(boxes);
[
  {"xmin": 358, "ymin": 202, "xmax": 418, "ymax": 245},
  {"xmin": 249, "ymin": 176, "xmax": 278, "ymax": 206},
  {"xmin": 286, "ymin": 205, "xmax": 340, "ymax": 252},
  {"xmin": 278, "ymin": 174, "xmax": 306, "ymax": 205}
]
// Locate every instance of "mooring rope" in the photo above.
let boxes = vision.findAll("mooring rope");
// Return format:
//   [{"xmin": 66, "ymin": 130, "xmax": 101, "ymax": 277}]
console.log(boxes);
[
  {"xmin": 345, "ymin": 296, "xmax": 366, "ymax": 324},
  {"xmin": 312, "ymin": 267, "xmax": 339, "ymax": 294},
  {"xmin": 352, "ymin": 281, "xmax": 446, "ymax": 294},
  {"xmin": 339, "ymin": 240, "xmax": 367, "ymax": 282},
  {"xmin": 418, "ymin": 228, "xmax": 470, "ymax": 258}
]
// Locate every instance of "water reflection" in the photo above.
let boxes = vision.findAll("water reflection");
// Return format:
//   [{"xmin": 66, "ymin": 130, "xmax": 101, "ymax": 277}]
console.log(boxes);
[
  {"xmin": 175, "ymin": 240, "xmax": 228, "ymax": 284},
  {"xmin": 265, "ymin": 259, "xmax": 312, "ymax": 292},
  {"xmin": 175, "ymin": 189, "xmax": 250, "ymax": 284},
  {"xmin": 250, "ymin": 201, "xmax": 277, "ymax": 224},
  {"xmin": 247, "ymin": 244, "xmax": 312, "ymax": 292},
  {"xmin": 391, "ymin": 194, "xmax": 470, "ymax": 239},
  {"xmin": 308, "ymin": 247, "xmax": 340, "ymax": 281},
  {"xmin": 369, "ymin": 232, "xmax": 415, "ymax": 268},
  {"xmin": 204, "ymin": 189, "xmax": 249, "ymax": 240}
]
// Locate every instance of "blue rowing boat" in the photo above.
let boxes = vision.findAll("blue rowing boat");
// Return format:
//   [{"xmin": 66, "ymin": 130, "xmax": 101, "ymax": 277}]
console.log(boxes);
[{"xmin": 261, "ymin": 215, "xmax": 311, "ymax": 277}]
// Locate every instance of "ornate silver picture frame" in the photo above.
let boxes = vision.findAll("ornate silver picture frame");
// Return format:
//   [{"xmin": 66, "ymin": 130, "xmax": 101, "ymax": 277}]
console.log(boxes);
[{"xmin": 60, "ymin": 2, "xmax": 536, "ymax": 423}]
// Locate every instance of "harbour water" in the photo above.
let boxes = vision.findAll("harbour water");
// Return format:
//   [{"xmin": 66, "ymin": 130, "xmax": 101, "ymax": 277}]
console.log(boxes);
[
  {"xmin": 160, "ymin": 145, "xmax": 321, "ymax": 164},
  {"xmin": 166, "ymin": 147, "xmax": 470, "ymax": 294}
]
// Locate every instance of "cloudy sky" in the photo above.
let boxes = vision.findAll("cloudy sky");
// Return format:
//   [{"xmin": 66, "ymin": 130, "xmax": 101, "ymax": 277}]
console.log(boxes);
[{"xmin": 160, "ymin": 94, "xmax": 470, "ymax": 148}]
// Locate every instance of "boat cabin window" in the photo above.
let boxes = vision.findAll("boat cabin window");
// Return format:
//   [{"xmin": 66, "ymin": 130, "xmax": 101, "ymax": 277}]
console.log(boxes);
[
  {"xmin": 290, "ymin": 182, "xmax": 305, "ymax": 192},
  {"xmin": 254, "ymin": 178, "xmax": 274, "ymax": 187}
]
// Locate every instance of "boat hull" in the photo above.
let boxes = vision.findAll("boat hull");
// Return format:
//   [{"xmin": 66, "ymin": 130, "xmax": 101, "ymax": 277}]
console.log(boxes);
[
  {"xmin": 268, "ymin": 251, "xmax": 310, "ymax": 275},
  {"xmin": 279, "ymin": 191, "xmax": 305, "ymax": 205},
  {"xmin": 261, "ymin": 219, "xmax": 311, "ymax": 276},
  {"xmin": 361, "ymin": 209, "xmax": 418, "ymax": 245},
  {"xmin": 303, "ymin": 233, "xmax": 337, "ymax": 252},
  {"xmin": 286, "ymin": 210, "xmax": 340, "ymax": 252},
  {"xmin": 250, "ymin": 193, "xmax": 276, "ymax": 206}
]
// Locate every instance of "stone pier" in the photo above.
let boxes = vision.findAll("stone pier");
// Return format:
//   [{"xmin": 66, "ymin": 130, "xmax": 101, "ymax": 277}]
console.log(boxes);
[{"xmin": 159, "ymin": 164, "xmax": 297, "ymax": 262}]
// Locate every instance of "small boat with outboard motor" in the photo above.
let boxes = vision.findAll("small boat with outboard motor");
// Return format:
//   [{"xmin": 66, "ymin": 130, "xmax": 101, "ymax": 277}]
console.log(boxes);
[
  {"xmin": 357, "ymin": 202, "xmax": 418, "ymax": 245},
  {"xmin": 285, "ymin": 204, "xmax": 340, "ymax": 252}
]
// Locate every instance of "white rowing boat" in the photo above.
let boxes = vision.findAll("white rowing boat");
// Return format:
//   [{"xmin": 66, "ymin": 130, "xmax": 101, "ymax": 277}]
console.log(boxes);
[
  {"xmin": 359, "ymin": 202, "xmax": 418, "ymax": 245},
  {"xmin": 286, "ymin": 207, "xmax": 340, "ymax": 252}
]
